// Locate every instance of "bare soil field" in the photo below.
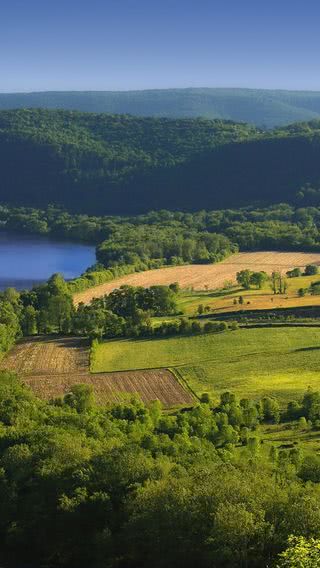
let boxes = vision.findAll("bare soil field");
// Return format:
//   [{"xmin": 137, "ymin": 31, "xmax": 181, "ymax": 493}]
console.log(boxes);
[
  {"xmin": 0, "ymin": 337, "xmax": 90, "ymax": 375},
  {"xmin": 73, "ymin": 251, "xmax": 320, "ymax": 305},
  {"xmin": 0, "ymin": 337, "xmax": 194, "ymax": 407}
]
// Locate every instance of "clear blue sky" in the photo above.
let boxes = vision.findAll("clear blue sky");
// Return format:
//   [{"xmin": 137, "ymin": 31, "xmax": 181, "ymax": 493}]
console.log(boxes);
[{"xmin": 1, "ymin": 0, "xmax": 320, "ymax": 92}]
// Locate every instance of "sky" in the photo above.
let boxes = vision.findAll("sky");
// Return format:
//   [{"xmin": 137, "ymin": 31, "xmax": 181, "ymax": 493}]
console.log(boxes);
[{"xmin": 1, "ymin": 0, "xmax": 320, "ymax": 92}]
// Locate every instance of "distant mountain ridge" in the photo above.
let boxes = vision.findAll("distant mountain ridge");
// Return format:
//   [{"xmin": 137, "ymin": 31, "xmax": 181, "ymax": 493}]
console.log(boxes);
[{"xmin": 2, "ymin": 88, "xmax": 320, "ymax": 127}]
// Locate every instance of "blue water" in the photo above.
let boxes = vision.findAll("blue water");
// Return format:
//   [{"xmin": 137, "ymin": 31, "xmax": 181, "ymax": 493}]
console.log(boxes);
[{"xmin": 0, "ymin": 232, "xmax": 96, "ymax": 290}]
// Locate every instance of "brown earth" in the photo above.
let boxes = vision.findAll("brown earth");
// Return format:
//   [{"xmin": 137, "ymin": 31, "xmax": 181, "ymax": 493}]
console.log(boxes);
[
  {"xmin": 73, "ymin": 251, "xmax": 320, "ymax": 305},
  {"xmin": 0, "ymin": 337, "xmax": 194, "ymax": 407}
]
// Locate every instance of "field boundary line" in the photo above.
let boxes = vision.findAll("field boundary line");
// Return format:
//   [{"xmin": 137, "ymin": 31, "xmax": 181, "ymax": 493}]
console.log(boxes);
[{"xmin": 168, "ymin": 367, "xmax": 199, "ymax": 402}]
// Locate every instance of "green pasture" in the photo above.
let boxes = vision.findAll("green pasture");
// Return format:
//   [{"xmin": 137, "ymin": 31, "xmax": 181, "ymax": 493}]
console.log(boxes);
[{"xmin": 92, "ymin": 327, "xmax": 320, "ymax": 404}]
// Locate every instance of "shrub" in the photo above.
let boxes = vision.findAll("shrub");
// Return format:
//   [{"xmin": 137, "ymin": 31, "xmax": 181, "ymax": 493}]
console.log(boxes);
[{"xmin": 304, "ymin": 264, "xmax": 319, "ymax": 276}]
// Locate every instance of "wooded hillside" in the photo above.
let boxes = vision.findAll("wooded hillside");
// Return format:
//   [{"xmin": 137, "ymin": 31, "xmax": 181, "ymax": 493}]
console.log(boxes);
[{"xmin": 1, "ymin": 109, "xmax": 320, "ymax": 214}]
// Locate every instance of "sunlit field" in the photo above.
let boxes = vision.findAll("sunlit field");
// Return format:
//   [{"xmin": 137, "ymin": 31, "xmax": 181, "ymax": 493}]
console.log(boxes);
[{"xmin": 92, "ymin": 327, "xmax": 320, "ymax": 404}]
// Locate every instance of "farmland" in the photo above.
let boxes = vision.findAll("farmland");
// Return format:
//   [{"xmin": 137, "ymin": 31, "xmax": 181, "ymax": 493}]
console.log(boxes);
[
  {"xmin": 177, "ymin": 273, "xmax": 320, "ymax": 315},
  {"xmin": 92, "ymin": 327, "xmax": 320, "ymax": 404},
  {"xmin": 73, "ymin": 251, "xmax": 320, "ymax": 305},
  {"xmin": 0, "ymin": 337, "xmax": 194, "ymax": 407}
]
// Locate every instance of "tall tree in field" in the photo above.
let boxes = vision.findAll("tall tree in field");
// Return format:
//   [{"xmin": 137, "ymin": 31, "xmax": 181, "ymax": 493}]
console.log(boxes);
[
  {"xmin": 249, "ymin": 271, "xmax": 268, "ymax": 289},
  {"xmin": 236, "ymin": 270, "xmax": 252, "ymax": 290}
]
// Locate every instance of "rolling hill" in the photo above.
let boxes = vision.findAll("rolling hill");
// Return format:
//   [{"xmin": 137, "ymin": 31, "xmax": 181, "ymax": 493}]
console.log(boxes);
[
  {"xmin": 1, "ymin": 109, "xmax": 320, "ymax": 214},
  {"xmin": 3, "ymin": 88, "xmax": 320, "ymax": 127}
]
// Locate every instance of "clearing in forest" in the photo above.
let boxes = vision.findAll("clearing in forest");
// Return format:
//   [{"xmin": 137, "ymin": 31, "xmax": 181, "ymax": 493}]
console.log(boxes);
[
  {"xmin": 92, "ymin": 327, "xmax": 320, "ymax": 404},
  {"xmin": 73, "ymin": 251, "xmax": 320, "ymax": 305},
  {"xmin": 0, "ymin": 337, "xmax": 194, "ymax": 407}
]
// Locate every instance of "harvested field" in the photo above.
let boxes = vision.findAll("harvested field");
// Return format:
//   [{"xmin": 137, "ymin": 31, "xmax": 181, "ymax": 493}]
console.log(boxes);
[
  {"xmin": 0, "ymin": 337, "xmax": 90, "ymax": 375},
  {"xmin": 24, "ymin": 369, "xmax": 195, "ymax": 407},
  {"xmin": 73, "ymin": 251, "xmax": 320, "ymax": 305},
  {"xmin": 0, "ymin": 337, "xmax": 194, "ymax": 407}
]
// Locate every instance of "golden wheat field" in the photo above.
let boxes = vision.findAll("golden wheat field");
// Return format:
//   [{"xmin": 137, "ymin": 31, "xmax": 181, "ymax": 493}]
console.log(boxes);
[
  {"xmin": 73, "ymin": 251, "xmax": 320, "ymax": 305},
  {"xmin": 0, "ymin": 337, "xmax": 194, "ymax": 407}
]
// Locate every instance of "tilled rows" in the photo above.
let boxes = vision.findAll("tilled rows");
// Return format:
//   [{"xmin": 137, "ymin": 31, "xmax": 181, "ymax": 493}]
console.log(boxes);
[{"xmin": 0, "ymin": 337, "xmax": 194, "ymax": 407}]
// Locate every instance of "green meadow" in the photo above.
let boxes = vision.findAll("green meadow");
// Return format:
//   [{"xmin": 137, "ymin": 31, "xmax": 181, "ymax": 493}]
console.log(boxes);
[{"xmin": 92, "ymin": 327, "xmax": 320, "ymax": 404}]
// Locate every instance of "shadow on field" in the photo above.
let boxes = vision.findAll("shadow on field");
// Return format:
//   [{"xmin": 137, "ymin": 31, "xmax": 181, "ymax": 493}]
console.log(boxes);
[
  {"xmin": 294, "ymin": 346, "xmax": 320, "ymax": 352},
  {"xmin": 207, "ymin": 287, "xmax": 243, "ymax": 298},
  {"xmin": 21, "ymin": 335, "xmax": 90, "ymax": 351}
]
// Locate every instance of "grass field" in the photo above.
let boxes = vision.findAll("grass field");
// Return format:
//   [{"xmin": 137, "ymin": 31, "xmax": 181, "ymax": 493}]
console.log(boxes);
[
  {"xmin": 178, "ymin": 274, "xmax": 320, "ymax": 315},
  {"xmin": 92, "ymin": 327, "xmax": 320, "ymax": 404},
  {"xmin": 73, "ymin": 251, "xmax": 320, "ymax": 305},
  {"xmin": 0, "ymin": 337, "xmax": 194, "ymax": 407}
]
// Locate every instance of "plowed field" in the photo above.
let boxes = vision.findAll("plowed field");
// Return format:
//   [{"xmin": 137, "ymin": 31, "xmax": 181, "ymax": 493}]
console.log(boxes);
[
  {"xmin": 0, "ymin": 337, "xmax": 194, "ymax": 407},
  {"xmin": 73, "ymin": 251, "xmax": 320, "ymax": 305}
]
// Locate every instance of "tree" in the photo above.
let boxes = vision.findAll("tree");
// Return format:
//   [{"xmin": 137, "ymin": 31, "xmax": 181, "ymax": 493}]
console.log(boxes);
[
  {"xmin": 310, "ymin": 283, "xmax": 320, "ymax": 295},
  {"xmin": 21, "ymin": 305, "xmax": 38, "ymax": 335},
  {"xmin": 277, "ymin": 535, "xmax": 320, "ymax": 567},
  {"xmin": 286, "ymin": 268, "xmax": 302, "ymax": 278},
  {"xmin": 236, "ymin": 270, "xmax": 252, "ymax": 290},
  {"xmin": 47, "ymin": 272, "xmax": 68, "ymax": 295},
  {"xmin": 262, "ymin": 397, "xmax": 280, "ymax": 423},
  {"xmin": 3, "ymin": 287, "xmax": 20, "ymax": 306},
  {"xmin": 271, "ymin": 271, "xmax": 282, "ymax": 294},
  {"xmin": 249, "ymin": 271, "xmax": 268, "ymax": 289},
  {"xmin": 64, "ymin": 384, "xmax": 95, "ymax": 413},
  {"xmin": 305, "ymin": 264, "xmax": 319, "ymax": 276},
  {"xmin": 299, "ymin": 455, "xmax": 320, "ymax": 483},
  {"xmin": 47, "ymin": 293, "xmax": 74, "ymax": 333},
  {"xmin": 169, "ymin": 282, "xmax": 180, "ymax": 294},
  {"xmin": 104, "ymin": 311, "xmax": 125, "ymax": 338},
  {"xmin": 298, "ymin": 416, "xmax": 308, "ymax": 430}
]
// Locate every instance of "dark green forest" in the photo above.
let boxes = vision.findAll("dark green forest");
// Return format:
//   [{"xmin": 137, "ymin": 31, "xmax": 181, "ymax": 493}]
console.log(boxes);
[
  {"xmin": 2, "ymin": 109, "xmax": 320, "ymax": 214},
  {"xmin": 4, "ymin": 88, "xmax": 320, "ymax": 126}
]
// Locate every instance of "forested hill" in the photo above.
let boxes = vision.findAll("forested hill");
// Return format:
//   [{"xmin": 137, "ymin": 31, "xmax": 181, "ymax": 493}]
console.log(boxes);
[
  {"xmin": 3, "ymin": 88, "xmax": 320, "ymax": 127},
  {"xmin": 1, "ymin": 109, "xmax": 320, "ymax": 215}
]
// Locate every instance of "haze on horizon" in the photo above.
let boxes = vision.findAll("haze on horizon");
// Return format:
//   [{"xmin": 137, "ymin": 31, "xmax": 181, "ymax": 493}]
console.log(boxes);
[{"xmin": 1, "ymin": 0, "xmax": 320, "ymax": 93}]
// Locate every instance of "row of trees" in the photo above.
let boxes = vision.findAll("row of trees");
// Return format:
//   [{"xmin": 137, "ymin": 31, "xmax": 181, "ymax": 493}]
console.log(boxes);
[
  {"xmin": 236, "ymin": 266, "xmax": 320, "ymax": 296},
  {"xmin": 0, "ymin": 275, "xmax": 180, "ymax": 352},
  {"xmin": 287, "ymin": 264, "xmax": 319, "ymax": 277},
  {"xmin": 2, "ymin": 275, "xmax": 232, "ymax": 345},
  {"xmin": 236, "ymin": 269, "xmax": 289, "ymax": 294}
]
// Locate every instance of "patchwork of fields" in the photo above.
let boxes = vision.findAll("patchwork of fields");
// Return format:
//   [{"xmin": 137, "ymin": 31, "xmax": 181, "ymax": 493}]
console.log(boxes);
[
  {"xmin": 1, "ymin": 326, "xmax": 320, "ymax": 407},
  {"xmin": 2, "ymin": 252, "xmax": 320, "ymax": 407},
  {"xmin": 73, "ymin": 251, "xmax": 320, "ymax": 305},
  {"xmin": 92, "ymin": 327, "xmax": 320, "ymax": 404},
  {"xmin": 0, "ymin": 337, "xmax": 194, "ymax": 407}
]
